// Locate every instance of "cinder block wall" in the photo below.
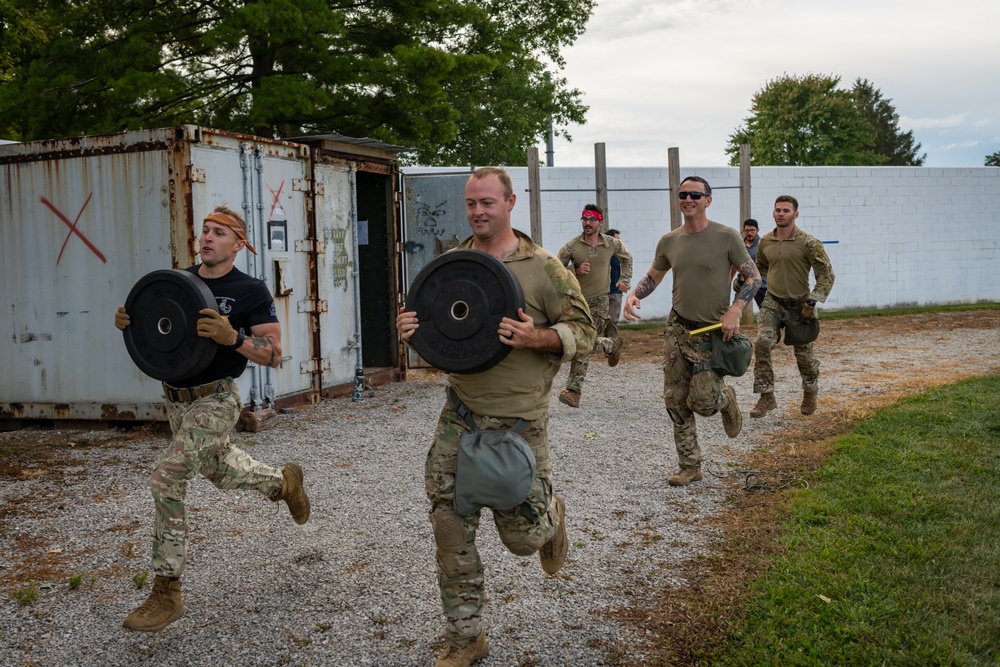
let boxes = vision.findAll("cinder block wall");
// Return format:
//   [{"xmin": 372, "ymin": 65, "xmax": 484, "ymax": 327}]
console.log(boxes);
[{"xmin": 404, "ymin": 166, "xmax": 1000, "ymax": 319}]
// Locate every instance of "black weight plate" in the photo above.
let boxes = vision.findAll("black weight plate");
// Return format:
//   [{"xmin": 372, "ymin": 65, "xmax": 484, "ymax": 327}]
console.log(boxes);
[
  {"xmin": 405, "ymin": 249, "xmax": 525, "ymax": 374},
  {"xmin": 122, "ymin": 269, "xmax": 218, "ymax": 383}
]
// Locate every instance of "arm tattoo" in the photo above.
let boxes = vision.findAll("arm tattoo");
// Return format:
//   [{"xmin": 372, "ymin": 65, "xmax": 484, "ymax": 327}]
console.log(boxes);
[
  {"xmin": 251, "ymin": 336, "xmax": 277, "ymax": 368},
  {"xmin": 734, "ymin": 260, "xmax": 761, "ymax": 309},
  {"xmin": 633, "ymin": 274, "xmax": 657, "ymax": 300}
]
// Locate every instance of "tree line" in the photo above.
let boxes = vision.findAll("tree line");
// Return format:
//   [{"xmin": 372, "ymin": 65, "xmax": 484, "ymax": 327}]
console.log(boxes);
[
  {"xmin": 0, "ymin": 0, "xmax": 593, "ymax": 166},
  {"xmin": 3, "ymin": 6, "xmax": 997, "ymax": 167}
]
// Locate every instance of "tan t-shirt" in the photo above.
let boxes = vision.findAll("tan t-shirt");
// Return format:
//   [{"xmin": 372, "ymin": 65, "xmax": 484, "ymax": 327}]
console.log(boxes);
[
  {"xmin": 449, "ymin": 232, "xmax": 596, "ymax": 421},
  {"xmin": 651, "ymin": 221, "xmax": 751, "ymax": 323},
  {"xmin": 557, "ymin": 233, "xmax": 633, "ymax": 300}
]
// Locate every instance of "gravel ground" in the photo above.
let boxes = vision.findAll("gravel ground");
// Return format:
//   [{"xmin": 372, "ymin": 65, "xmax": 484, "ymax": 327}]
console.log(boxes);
[{"xmin": 2, "ymin": 315, "xmax": 998, "ymax": 667}]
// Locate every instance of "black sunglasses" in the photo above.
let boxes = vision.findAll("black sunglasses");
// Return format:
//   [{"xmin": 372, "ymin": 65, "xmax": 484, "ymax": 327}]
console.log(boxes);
[{"xmin": 678, "ymin": 191, "xmax": 708, "ymax": 200}]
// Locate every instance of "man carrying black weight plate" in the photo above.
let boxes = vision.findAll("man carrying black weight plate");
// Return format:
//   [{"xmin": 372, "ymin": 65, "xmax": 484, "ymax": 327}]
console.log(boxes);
[
  {"xmin": 396, "ymin": 168, "xmax": 596, "ymax": 667},
  {"xmin": 113, "ymin": 205, "xmax": 310, "ymax": 632}
]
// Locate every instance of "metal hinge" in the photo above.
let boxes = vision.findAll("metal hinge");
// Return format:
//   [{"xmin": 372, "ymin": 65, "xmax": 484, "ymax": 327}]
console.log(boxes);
[
  {"xmin": 297, "ymin": 299, "xmax": 328, "ymax": 313},
  {"xmin": 299, "ymin": 358, "xmax": 331, "ymax": 374}
]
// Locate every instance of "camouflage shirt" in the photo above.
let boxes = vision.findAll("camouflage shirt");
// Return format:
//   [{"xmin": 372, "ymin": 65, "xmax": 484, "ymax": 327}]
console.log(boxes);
[
  {"xmin": 449, "ymin": 230, "xmax": 596, "ymax": 420},
  {"xmin": 557, "ymin": 233, "xmax": 634, "ymax": 300},
  {"xmin": 756, "ymin": 227, "xmax": 836, "ymax": 303}
]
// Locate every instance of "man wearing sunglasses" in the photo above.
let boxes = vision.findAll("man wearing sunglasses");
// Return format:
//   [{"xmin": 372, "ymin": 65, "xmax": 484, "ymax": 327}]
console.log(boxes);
[
  {"xmin": 556, "ymin": 205, "xmax": 633, "ymax": 408},
  {"xmin": 624, "ymin": 177, "xmax": 761, "ymax": 486}
]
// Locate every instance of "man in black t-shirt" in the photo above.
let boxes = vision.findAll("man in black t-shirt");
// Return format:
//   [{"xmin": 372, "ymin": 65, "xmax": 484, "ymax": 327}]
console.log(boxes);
[{"xmin": 114, "ymin": 205, "xmax": 310, "ymax": 632}]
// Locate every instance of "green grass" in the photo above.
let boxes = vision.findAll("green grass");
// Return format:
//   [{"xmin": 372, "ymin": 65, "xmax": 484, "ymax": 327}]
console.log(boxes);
[
  {"xmin": 618, "ymin": 302, "xmax": 1000, "ymax": 329},
  {"xmin": 712, "ymin": 376, "xmax": 1000, "ymax": 666}
]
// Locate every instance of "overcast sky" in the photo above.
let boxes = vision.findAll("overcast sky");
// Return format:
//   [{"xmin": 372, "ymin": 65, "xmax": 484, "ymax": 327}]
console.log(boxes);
[{"xmin": 541, "ymin": 0, "xmax": 999, "ymax": 168}]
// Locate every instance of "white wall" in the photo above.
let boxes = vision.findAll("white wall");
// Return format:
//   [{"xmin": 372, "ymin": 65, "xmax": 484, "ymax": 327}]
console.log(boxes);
[{"xmin": 405, "ymin": 166, "xmax": 1000, "ymax": 319}]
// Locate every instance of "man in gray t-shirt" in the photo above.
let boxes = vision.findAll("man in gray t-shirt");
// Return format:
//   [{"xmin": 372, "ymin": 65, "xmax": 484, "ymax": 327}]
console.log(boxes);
[{"xmin": 624, "ymin": 176, "xmax": 761, "ymax": 486}]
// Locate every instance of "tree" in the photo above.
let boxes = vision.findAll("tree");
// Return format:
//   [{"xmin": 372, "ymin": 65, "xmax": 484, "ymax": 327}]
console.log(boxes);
[
  {"xmin": 0, "ymin": 0, "xmax": 593, "ymax": 166},
  {"xmin": 726, "ymin": 73, "xmax": 877, "ymax": 166},
  {"xmin": 986, "ymin": 151, "xmax": 1000, "ymax": 167},
  {"xmin": 851, "ymin": 78, "xmax": 925, "ymax": 165}
]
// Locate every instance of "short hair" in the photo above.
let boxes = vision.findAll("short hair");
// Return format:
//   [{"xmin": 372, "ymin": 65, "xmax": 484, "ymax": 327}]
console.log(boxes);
[
  {"xmin": 607, "ymin": 228, "xmax": 620, "ymax": 236},
  {"xmin": 212, "ymin": 205, "xmax": 248, "ymax": 233},
  {"xmin": 743, "ymin": 218, "xmax": 758, "ymax": 228},
  {"xmin": 583, "ymin": 203, "xmax": 604, "ymax": 216},
  {"xmin": 469, "ymin": 167, "xmax": 513, "ymax": 200},
  {"xmin": 680, "ymin": 176, "xmax": 712, "ymax": 196},
  {"xmin": 775, "ymin": 194, "xmax": 799, "ymax": 211}
]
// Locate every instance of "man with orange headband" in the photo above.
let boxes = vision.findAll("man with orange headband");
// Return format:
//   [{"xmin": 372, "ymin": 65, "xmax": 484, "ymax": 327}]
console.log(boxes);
[
  {"xmin": 556, "ymin": 204, "xmax": 632, "ymax": 408},
  {"xmin": 113, "ymin": 205, "xmax": 310, "ymax": 632}
]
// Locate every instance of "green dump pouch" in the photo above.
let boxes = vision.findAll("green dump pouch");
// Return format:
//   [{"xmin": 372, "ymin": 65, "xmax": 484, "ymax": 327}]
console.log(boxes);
[
  {"xmin": 694, "ymin": 330, "xmax": 753, "ymax": 377},
  {"xmin": 450, "ymin": 389, "xmax": 537, "ymax": 516},
  {"xmin": 782, "ymin": 316, "xmax": 820, "ymax": 346}
]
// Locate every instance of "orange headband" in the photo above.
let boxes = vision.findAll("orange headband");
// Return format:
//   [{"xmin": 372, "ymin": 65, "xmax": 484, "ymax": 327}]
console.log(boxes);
[{"xmin": 204, "ymin": 212, "xmax": 257, "ymax": 255}]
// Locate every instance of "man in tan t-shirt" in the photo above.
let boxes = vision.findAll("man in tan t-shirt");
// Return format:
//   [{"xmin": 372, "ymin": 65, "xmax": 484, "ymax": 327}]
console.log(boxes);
[
  {"xmin": 624, "ymin": 176, "xmax": 761, "ymax": 486},
  {"xmin": 396, "ymin": 167, "xmax": 595, "ymax": 667},
  {"xmin": 556, "ymin": 204, "xmax": 633, "ymax": 408}
]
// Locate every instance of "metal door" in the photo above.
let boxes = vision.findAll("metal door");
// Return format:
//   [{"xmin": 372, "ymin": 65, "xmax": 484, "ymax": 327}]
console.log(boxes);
[{"xmin": 400, "ymin": 172, "xmax": 473, "ymax": 367}]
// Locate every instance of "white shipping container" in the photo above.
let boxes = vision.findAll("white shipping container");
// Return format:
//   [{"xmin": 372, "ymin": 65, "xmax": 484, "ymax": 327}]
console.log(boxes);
[{"xmin": 0, "ymin": 126, "xmax": 406, "ymax": 425}]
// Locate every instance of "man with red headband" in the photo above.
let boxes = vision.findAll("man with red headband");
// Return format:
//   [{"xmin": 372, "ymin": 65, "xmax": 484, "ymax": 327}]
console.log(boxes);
[
  {"xmin": 113, "ymin": 205, "xmax": 310, "ymax": 632},
  {"xmin": 556, "ymin": 204, "xmax": 633, "ymax": 408}
]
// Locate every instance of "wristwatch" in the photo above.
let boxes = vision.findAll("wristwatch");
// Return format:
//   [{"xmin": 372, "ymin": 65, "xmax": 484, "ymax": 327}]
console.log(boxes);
[
  {"xmin": 229, "ymin": 332, "xmax": 246, "ymax": 349},
  {"xmin": 805, "ymin": 299, "xmax": 817, "ymax": 307}
]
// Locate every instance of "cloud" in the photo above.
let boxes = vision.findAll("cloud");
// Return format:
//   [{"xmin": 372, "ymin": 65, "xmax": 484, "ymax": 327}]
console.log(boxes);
[
  {"xmin": 938, "ymin": 140, "xmax": 981, "ymax": 152},
  {"xmin": 586, "ymin": 0, "xmax": 748, "ymax": 42},
  {"xmin": 900, "ymin": 114, "xmax": 967, "ymax": 129}
]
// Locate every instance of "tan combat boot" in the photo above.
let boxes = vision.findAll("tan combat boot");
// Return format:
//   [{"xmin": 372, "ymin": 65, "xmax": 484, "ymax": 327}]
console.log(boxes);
[
  {"xmin": 668, "ymin": 465, "xmax": 703, "ymax": 487},
  {"xmin": 274, "ymin": 463, "xmax": 311, "ymax": 524},
  {"xmin": 607, "ymin": 337, "xmax": 624, "ymax": 367},
  {"xmin": 558, "ymin": 389, "xmax": 581, "ymax": 408},
  {"xmin": 750, "ymin": 392, "xmax": 777, "ymax": 418},
  {"xmin": 540, "ymin": 495, "xmax": 568, "ymax": 575},
  {"xmin": 720, "ymin": 385, "xmax": 742, "ymax": 438},
  {"xmin": 436, "ymin": 631, "xmax": 489, "ymax": 667},
  {"xmin": 122, "ymin": 576, "xmax": 184, "ymax": 632},
  {"xmin": 801, "ymin": 390, "xmax": 818, "ymax": 416}
]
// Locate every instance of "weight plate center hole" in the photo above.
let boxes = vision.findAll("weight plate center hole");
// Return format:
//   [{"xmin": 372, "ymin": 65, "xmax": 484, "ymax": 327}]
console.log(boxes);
[
  {"xmin": 450, "ymin": 300, "xmax": 469, "ymax": 321},
  {"xmin": 157, "ymin": 317, "xmax": 173, "ymax": 335}
]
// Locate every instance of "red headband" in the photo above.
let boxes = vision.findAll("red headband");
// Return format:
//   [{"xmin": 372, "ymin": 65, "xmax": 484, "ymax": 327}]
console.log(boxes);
[{"xmin": 581, "ymin": 210, "xmax": 604, "ymax": 222}]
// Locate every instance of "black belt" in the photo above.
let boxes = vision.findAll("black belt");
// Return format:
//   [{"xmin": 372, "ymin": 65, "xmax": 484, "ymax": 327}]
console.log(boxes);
[
  {"xmin": 670, "ymin": 310, "xmax": 712, "ymax": 331},
  {"xmin": 771, "ymin": 295, "xmax": 803, "ymax": 309},
  {"xmin": 163, "ymin": 378, "xmax": 234, "ymax": 403}
]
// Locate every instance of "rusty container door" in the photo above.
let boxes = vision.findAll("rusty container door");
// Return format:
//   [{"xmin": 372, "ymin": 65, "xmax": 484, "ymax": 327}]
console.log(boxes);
[
  {"xmin": 0, "ymin": 126, "xmax": 317, "ymax": 424},
  {"xmin": 185, "ymin": 130, "xmax": 316, "ymax": 410},
  {"xmin": 0, "ymin": 128, "xmax": 195, "ymax": 421}
]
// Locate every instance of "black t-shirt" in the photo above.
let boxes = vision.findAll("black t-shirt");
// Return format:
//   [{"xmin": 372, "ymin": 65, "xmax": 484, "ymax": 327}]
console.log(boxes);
[{"xmin": 179, "ymin": 265, "xmax": 279, "ymax": 387}]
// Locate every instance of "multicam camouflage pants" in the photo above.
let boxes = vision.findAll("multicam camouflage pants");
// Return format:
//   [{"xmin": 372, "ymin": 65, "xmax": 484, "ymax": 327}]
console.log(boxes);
[
  {"xmin": 566, "ymin": 294, "xmax": 617, "ymax": 393},
  {"xmin": 425, "ymin": 387, "xmax": 560, "ymax": 648},
  {"xmin": 753, "ymin": 295, "xmax": 820, "ymax": 394},
  {"xmin": 604, "ymin": 292, "xmax": 623, "ymax": 341},
  {"xmin": 662, "ymin": 316, "xmax": 731, "ymax": 468},
  {"xmin": 151, "ymin": 379, "xmax": 283, "ymax": 578}
]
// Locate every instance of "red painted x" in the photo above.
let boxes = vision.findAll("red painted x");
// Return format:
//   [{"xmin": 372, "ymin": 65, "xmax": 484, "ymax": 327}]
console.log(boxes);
[
  {"xmin": 41, "ymin": 194, "xmax": 107, "ymax": 264},
  {"xmin": 267, "ymin": 180, "xmax": 285, "ymax": 220}
]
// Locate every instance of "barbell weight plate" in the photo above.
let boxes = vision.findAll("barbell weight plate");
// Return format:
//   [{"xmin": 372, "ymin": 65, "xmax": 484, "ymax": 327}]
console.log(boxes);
[
  {"xmin": 122, "ymin": 269, "xmax": 219, "ymax": 383},
  {"xmin": 405, "ymin": 249, "xmax": 525, "ymax": 374}
]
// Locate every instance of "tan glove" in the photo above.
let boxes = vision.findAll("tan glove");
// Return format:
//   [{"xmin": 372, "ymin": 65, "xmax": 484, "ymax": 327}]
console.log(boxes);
[
  {"xmin": 732, "ymin": 275, "xmax": 745, "ymax": 293},
  {"xmin": 114, "ymin": 306, "xmax": 130, "ymax": 331},
  {"xmin": 800, "ymin": 301, "xmax": 816, "ymax": 322},
  {"xmin": 197, "ymin": 308, "xmax": 238, "ymax": 345}
]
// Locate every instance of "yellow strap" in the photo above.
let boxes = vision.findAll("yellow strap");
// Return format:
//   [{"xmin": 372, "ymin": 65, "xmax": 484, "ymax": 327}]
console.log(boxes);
[{"xmin": 689, "ymin": 322, "xmax": 723, "ymax": 337}]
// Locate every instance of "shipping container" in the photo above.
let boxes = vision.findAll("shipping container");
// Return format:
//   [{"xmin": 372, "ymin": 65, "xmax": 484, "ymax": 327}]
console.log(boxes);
[{"xmin": 0, "ymin": 126, "xmax": 407, "ymax": 427}]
